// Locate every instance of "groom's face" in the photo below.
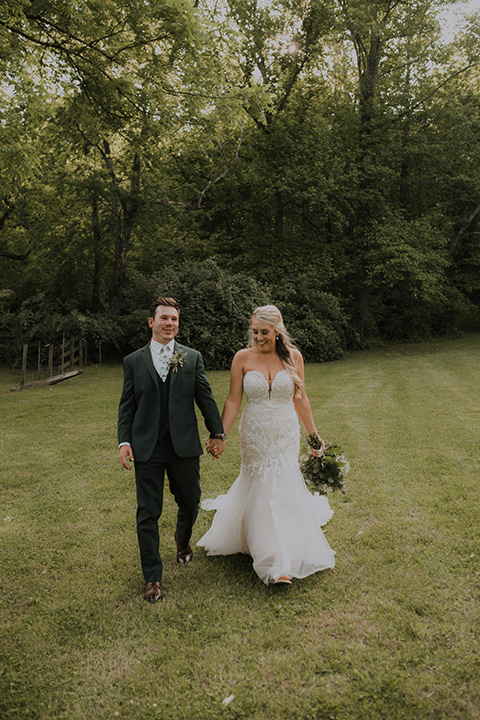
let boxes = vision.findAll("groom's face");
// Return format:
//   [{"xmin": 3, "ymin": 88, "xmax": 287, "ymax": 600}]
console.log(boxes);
[{"xmin": 148, "ymin": 305, "xmax": 179, "ymax": 345}]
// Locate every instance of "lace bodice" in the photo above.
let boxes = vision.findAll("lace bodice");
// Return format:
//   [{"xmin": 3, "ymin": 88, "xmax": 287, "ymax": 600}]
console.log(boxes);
[{"xmin": 239, "ymin": 369, "xmax": 300, "ymax": 482}]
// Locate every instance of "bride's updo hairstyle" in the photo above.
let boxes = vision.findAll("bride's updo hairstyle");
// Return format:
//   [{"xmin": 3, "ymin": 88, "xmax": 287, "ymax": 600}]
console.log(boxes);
[{"xmin": 249, "ymin": 305, "xmax": 303, "ymax": 396}]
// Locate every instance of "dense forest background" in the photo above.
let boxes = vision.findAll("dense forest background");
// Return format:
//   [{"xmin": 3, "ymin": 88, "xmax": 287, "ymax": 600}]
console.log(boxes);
[{"xmin": 1, "ymin": 0, "xmax": 479, "ymax": 367}]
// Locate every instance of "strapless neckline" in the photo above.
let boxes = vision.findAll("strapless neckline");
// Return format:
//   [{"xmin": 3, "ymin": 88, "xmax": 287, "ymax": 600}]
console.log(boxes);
[{"xmin": 244, "ymin": 368, "xmax": 287, "ymax": 391}]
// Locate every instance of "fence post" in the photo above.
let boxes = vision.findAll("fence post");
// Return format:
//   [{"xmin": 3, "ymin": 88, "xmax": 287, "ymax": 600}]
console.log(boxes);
[
  {"xmin": 48, "ymin": 344, "xmax": 53, "ymax": 378},
  {"xmin": 79, "ymin": 333, "xmax": 83, "ymax": 370},
  {"xmin": 37, "ymin": 341, "xmax": 41, "ymax": 380},
  {"xmin": 21, "ymin": 344, "xmax": 28, "ymax": 386},
  {"xmin": 70, "ymin": 336, "xmax": 75, "ymax": 370},
  {"xmin": 61, "ymin": 332, "xmax": 65, "ymax": 375}
]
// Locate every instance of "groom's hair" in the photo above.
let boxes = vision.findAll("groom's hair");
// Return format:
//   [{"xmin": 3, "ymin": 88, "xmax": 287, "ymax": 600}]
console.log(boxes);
[{"xmin": 149, "ymin": 297, "xmax": 179, "ymax": 318}]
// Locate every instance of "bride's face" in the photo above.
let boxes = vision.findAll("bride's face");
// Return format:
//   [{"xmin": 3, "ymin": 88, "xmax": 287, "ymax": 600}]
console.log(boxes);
[{"xmin": 251, "ymin": 318, "xmax": 277, "ymax": 354}]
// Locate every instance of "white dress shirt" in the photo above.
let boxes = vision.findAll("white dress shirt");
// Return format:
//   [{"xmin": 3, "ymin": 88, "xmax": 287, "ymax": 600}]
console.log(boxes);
[{"xmin": 150, "ymin": 338, "xmax": 175, "ymax": 381}]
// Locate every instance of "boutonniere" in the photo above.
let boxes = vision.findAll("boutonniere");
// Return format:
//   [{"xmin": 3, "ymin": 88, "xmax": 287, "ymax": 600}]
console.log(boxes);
[{"xmin": 169, "ymin": 349, "xmax": 187, "ymax": 373}]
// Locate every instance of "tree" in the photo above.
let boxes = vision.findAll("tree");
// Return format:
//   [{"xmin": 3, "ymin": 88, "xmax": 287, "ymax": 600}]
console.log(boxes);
[
  {"xmin": 329, "ymin": 0, "xmax": 478, "ymax": 337},
  {"xmin": 1, "ymin": 0, "xmax": 480, "ymax": 354},
  {"xmin": 0, "ymin": 0, "xmax": 245, "ymax": 314}
]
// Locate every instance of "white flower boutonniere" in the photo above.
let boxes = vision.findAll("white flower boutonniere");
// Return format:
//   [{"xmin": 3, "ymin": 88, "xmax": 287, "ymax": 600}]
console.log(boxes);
[{"xmin": 169, "ymin": 349, "xmax": 187, "ymax": 373}]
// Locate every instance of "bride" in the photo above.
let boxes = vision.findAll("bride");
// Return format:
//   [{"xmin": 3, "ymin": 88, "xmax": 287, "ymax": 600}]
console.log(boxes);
[{"xmin": 197, "ymin": 305, "xmax": 335, "ymax": 585}]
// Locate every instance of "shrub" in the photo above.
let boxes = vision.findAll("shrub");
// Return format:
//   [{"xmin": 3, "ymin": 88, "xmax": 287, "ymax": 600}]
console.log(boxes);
[
  {"xmin": 272, "ymin": 276, "xmax": 352, "ymax": 362},
  {"xmin": 363, "ymin": 212, "xmax": 467, "ymax": 341},
  {"xmin": 121, "ymin": 259, "xmax": 270, "ymax": 369},
  {"xmin": 120, "ymin": 261, "xmax": 352, "ymax": 367},
  {"xmin": 0, "ymin": 293, "xmax": 128, "ymax": 366},
  {"xmin": 0, "ymin": 264, "xmax": 352, "ymax": 370}
]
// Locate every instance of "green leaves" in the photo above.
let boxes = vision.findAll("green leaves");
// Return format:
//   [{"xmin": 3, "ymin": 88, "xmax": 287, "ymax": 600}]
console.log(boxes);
[
  {"xmin": 1, "ymin": 0, "xmax": 480, "ymax": 346},
  {"xmin": 300, "ymin": 443, "xmax": 349, "ymax": 495}
]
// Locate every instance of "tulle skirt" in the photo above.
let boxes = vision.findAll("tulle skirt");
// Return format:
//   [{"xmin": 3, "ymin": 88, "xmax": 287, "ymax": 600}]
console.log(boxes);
[{"xmin": 197, "ymin": 466, "xmax": 335, "ymax": 584}]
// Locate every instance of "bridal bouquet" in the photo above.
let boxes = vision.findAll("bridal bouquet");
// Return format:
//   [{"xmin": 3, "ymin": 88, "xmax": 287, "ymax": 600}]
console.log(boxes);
[{"xmin": 300, "ymin": 433, "xmax": 349, "ymax": 495}]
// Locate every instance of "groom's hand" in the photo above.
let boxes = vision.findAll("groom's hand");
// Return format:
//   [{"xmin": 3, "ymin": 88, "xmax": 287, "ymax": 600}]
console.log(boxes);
[
  {"xmin": 119, "ymin": 444, "xmax": 135, "ymax": 470},
  {"xmin": 206, "ymin": 438, "xmax": 226, "ymax": 459}
]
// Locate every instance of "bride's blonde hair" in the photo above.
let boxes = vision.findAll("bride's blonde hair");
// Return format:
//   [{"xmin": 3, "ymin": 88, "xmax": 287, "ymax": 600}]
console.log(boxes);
[{"xmin": 248, "ymin": 305, "xmax": 303, "ymax": 396}]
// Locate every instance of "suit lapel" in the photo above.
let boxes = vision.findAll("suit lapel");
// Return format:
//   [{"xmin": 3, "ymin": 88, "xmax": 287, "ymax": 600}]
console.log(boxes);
[
  {"xmin": 169, "ymin": 341, "xmax": 185, "ymax": 391},
  {"xmin": 140, "ymin": 342, "xmax": 158, "ymax": 386}
]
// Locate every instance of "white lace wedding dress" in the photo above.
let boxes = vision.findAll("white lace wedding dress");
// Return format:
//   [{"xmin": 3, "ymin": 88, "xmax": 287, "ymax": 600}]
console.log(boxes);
[{"xmin": 197, "ymin": 370, "xmax": 335, "ymax": 584}]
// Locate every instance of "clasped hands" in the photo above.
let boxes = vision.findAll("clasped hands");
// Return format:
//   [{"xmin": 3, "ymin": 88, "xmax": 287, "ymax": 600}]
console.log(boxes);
[{"xmin": 206, "ymin": 437, "xmax": 226, "ymax": 460}]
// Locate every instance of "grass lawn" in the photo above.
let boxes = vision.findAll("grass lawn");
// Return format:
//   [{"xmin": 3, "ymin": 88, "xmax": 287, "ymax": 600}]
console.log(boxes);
[{"xmin": 1, "ymin": 335, "xmax": 479, "ymax": 720}]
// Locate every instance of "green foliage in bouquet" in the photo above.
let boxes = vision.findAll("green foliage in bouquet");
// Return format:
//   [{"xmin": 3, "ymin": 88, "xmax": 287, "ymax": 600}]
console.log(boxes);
[{"xmin": 300, "ymin": 434, "xmax": 349, "ymax": 495}]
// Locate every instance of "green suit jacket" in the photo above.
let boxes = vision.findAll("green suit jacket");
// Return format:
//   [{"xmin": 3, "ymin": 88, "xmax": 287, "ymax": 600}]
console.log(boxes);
[{"xmin": 118, "ymin": 341, "xmax": 224, "ymax": 461}]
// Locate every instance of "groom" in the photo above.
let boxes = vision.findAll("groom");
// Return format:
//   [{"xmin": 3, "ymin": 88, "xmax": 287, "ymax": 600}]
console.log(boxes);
[{"xmin": 118, "ymin": 297, "xmax": 226, "ymax": 602}]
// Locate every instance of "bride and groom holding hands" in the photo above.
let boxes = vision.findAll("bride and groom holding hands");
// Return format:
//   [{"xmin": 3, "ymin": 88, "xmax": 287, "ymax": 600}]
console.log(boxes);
[{"xmin": 118, "ymin": 297, "xmax": 335, "ymax": 603}]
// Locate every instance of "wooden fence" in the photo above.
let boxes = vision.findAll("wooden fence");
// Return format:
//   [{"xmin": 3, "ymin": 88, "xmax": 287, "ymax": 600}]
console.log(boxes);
[{"xmin": 18, "ymin": 333, "xmax": 86, "ymax": 389}]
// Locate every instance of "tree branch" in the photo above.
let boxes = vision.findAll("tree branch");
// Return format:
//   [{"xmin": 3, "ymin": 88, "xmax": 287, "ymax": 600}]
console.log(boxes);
[
  {"xmin": 0, "ymin": 247, "xmax": 31, "ymax": 261},
  {"xmin": 4, "ymin": 15, "xmax": 172, "ymax": 63},
  {"xmin": 157, "ymin": 128, "xmax": 243, "ymax": 210},
  {"xmin": 451, "ymin": 196, "xmax": 480, "ymax": 254},
  {"xmin": 0, "ymin": 20, "xmax": 149, "ymax": 114},
  {"xmin": 277, "ymin": 54, "xmax": 309, "ymax": 115},
  {"xmin": 393, "ymin": 61, "xmax": 475, "ymax": 122},
  {"xmin": 0, "ymin": 207, "xmax": 11, "ymax": 233}
]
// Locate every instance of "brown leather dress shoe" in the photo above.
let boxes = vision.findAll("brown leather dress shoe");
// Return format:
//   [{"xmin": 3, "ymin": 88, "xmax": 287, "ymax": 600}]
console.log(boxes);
[
  {"xmin": 144, "ymin": 581, "xmax": 163, "ymax": 602},
  {"xmin": 175, "ymin": 532, "xmax": 193, "ymax": 564}
]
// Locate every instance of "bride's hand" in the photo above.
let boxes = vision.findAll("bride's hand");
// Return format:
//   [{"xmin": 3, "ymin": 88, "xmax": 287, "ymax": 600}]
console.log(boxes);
[{"xmin": 308, "ymin": 436, "xmax": 325, "ymax": 457}]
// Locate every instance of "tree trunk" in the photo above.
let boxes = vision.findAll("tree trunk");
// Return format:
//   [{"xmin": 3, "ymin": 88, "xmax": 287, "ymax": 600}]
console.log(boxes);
[
  {"xmin": 274, "ymin": 189, "xmax": 284, "ymax": 239},
  {"xmin": 351, "ymin": 29, "xmax": 383, "ymax": 334},
  {"xmin": 91, "ymin": 197, "xmax": 103, "ymax": 312},
  {"xmin": 103, "ymin": 139, "xmax": 142, "ymax": 315}
]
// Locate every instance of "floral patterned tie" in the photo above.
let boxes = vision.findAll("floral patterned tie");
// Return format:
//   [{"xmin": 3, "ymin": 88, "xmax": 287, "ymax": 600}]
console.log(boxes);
[{"xmin": 158, "ymin": 347, "xmax": 171, "ymax": 382}]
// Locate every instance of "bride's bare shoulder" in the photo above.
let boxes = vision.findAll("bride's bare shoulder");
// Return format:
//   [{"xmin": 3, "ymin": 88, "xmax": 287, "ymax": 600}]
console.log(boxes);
[
  {"xmin": 291, "ymin": 348, "xmax": 304, "ymax": 368},
  {"xmin": 233, "ymin": 348, "xmax": 251, "ymax": 362},
  {"xmin": 232, "ymin": 347, "xmax": 257, "ymax": 371},
  {"xmin": 231, "ymin": 347, "xmax": 250, "ymax": 367}
]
